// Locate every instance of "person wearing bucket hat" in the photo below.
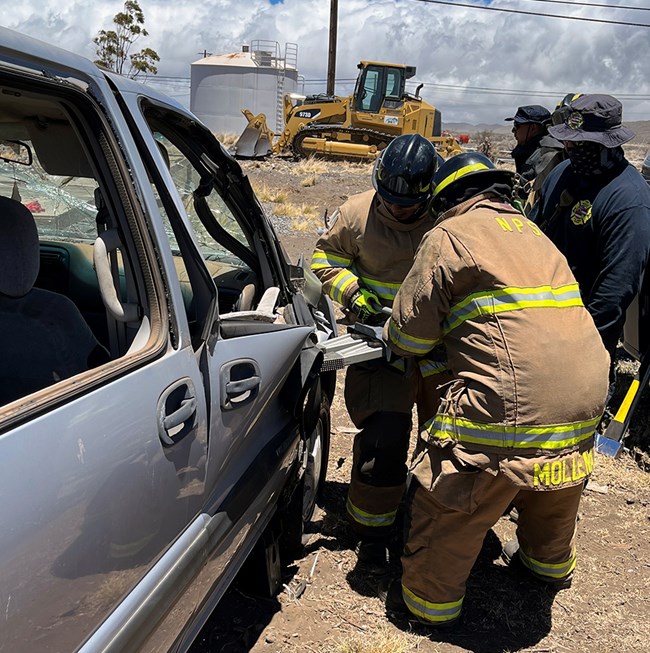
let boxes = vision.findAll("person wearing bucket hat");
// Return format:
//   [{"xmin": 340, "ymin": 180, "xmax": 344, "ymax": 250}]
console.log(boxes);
[
  {"xmin": 530, "ymin": 94, "xmax": 650, "ymax": 398},
  {"xmin": 310, "ymin": 134, "xmax": 452, "ymax": 570},
  {"xmin": 380, "ymin": 151, "xmax": 609, "ymax": 626},
  {"xmin": 505, "ymin": 104, "xmax": 565, "ymax": 204}
]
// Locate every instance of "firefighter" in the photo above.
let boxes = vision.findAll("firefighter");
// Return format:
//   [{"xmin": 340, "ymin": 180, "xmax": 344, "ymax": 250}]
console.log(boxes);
[
  {"xmin": 383, "ymin": 152, "xmax": 609, "ymax": 626},
  {"xmin": 310, "ymin": 134, "xmax": 449, "ymax": 567}
]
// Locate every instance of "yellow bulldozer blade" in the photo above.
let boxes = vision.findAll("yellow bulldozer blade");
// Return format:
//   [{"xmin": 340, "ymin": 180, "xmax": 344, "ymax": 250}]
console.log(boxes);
[{"xmin": 233, "ymin": 110, "xmax": 275, "ymax": 159}]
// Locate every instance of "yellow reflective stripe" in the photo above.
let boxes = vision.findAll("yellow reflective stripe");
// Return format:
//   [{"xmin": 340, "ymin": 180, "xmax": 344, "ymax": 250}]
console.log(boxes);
[
  {"xmin": 359, "ymin": 274, "xmax": 401, "ymax": 301},
  {"xmin": 402, "ymin": 586, "xmax": 463, "ymax": 623},
  {"xmin": 330, "ymin": 270, "xmax": 359, "ymax": 305},
  {"xmin": 389, "ymin": 357, "xmax": 407, "ymax": 373},
  {"xmin": 346, "ymin": 497, "xmax": 396, "ymax": 528},
  {"xmin": 519, "ymin": 548, "xmax": 577, "ymax": 579},
  {"xmin": 388, "ymin": 319, "xmax": 439, "ymax": 355},
  {"xmin": 418, "ymin": 358, "xmax": 449, "ymax": 377},
  {"xmin": 443, "ymin": 284, "xmax": 583, "ymax": 335},
  {"xmin": 432, "ymin": 162, "xmax": 491, "ymax": 197},
  {"xmin": 424, "ymin": 413, "xmax": 600, "ymax": 450},
  {"xmin": 310, "ymin": 251, "xmax": 353, "ymax": 270}
]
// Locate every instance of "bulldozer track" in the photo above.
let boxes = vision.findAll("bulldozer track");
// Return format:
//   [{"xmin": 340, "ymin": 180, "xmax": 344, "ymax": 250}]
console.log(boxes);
[{"xmin": 291, "ymin": 125, "xmax": 394, "ymax": 160}]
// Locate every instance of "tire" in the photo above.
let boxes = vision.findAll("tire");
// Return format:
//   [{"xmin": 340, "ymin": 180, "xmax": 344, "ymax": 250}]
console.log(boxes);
[
  {"xmin": 280, "ymin": 393, "xmax": 331, "ymax": 559},
  {"xmin": 302, "ymin": 394, "xmax": 330, "ymax": 522}
]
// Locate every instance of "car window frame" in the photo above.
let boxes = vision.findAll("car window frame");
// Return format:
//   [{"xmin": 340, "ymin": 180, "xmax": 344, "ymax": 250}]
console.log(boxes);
[{"xmin": 0, "ymin": 66, "xmax": 172, "ymax": 430}]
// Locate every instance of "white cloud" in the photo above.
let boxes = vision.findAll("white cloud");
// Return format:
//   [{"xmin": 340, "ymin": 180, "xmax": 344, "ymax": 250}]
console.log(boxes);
[{"xmin": 1, "ymin": 0, "xmax": 648, "ymax": 124}]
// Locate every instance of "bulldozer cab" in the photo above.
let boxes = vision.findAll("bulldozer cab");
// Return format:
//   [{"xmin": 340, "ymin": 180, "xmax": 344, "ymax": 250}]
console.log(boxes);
[{"xmin": 353, "ymin": 61, "xmax": 415, "ymax": 113}]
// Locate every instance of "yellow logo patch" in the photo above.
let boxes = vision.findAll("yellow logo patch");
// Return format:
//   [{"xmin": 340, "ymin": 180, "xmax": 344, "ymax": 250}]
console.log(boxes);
[{"xmin": 570, "ymin": 200, "xmax": 592, "ymax": 226}]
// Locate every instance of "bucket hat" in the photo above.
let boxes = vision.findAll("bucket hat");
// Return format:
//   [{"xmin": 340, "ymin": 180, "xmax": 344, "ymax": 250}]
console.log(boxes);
[
  {"xmin": 548, "ymin": 94, "xmax": 635, "ymax": 148},
  {"xmin": 504, "ymin": 105, "xmax": 551, "ymax": 125}
]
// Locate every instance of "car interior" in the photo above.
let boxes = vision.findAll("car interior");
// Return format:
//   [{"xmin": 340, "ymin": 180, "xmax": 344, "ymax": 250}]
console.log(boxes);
[{"xmin": 0, "ymin": 78, "xmax": 287, "ymax": 407}]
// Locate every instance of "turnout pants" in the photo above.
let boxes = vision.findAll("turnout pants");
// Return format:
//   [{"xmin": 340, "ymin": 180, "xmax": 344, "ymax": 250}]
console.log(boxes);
[
  {"xmin": 401, "ymin": 443, "xmax": 584, "ymax": 625},
  {"xmin": 344, "ymin": 360, "xmax": 451, "ymax": 538}
]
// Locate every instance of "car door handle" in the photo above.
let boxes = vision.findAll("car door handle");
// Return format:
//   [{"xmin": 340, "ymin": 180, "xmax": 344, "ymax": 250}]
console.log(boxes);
[
  {"xmin": 164, "ymin": 397, "xmax": 197, "ymax": 431},
  {"xmin": 221, "ymin": 359, "xmax": 261, "ymax": 409},
  {"xmin": 226, "ymin": 376, "xmax": 260, "ymax": 396},
  {"xmin": 157, "ymin": 379, "xmax": 198, "ymax": 446}
]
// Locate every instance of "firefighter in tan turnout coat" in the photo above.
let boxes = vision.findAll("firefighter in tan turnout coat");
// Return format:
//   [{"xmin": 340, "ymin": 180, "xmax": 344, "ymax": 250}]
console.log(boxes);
[
  {"xmin": 384, "ymin": 152, "xmax": 609, "ymax": 626},
  {"xmin": 311, "ymin": 134, "xmax": 449, "ymax": 565}
]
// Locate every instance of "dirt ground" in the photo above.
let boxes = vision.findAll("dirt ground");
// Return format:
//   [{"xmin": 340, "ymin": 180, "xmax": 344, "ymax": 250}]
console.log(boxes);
[{"xmin": 190, "ymin": 142, "xmax": 650, "ymax": 653}]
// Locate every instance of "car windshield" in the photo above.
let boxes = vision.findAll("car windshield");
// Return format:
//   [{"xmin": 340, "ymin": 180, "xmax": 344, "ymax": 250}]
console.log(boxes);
[{"xmin": 0, "ymin": 153, "xmax": 98, "ymax": 243}]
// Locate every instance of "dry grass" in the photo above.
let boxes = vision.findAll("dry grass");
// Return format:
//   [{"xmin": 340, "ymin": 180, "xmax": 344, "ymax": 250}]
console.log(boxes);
[
  {"xmin": 336, "ymin": 625, "xmax": 417, "ymax": 653},
  {"xmin": 300, "ymin": 174, "xmax": 317, "ymax": 187},
  {"xmin": 295, "ymin": 157, "xmax": 329, "ymax": 175},
  {"xmin": 251, "ymin": 182, "xmax": 290, "ymax": 204},
  {"xmin": 592, "ymin": 450, "xmax": 650, "ymax": 494},
  {"xmin": 335, "ymin": 160, "xmax": 374, "ymax": 174},
  {"xmin": 215, "ymin": 132, "xmax": 239, "ymax": 148},
  {"xmin": 273, "ymin": 202, "xmax": 318, "ymax": 219}
]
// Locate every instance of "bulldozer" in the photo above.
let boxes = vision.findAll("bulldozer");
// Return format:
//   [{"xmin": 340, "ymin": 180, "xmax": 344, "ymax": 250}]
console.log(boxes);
[{"xmin": 233, "ymin": 60, "xmax": 463, "ymax": 161}]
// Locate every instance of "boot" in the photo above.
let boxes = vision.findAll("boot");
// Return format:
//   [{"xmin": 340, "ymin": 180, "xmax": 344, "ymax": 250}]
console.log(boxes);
[
  {"xmin": 378, "ymin": 578, "xmax": 460, "ymax": 628},
  {"xmin": 356, "ymin": 537, "xmax": 389, "ymax": 571}
]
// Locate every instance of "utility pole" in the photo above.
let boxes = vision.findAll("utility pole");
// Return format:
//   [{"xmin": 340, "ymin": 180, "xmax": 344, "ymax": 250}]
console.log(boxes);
[{"xmin": 326, "ymin": 0, "xmax": 338, "ymax": 96}]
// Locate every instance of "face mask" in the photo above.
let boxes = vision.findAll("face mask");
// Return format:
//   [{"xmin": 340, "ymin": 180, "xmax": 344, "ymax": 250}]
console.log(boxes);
[{"xmin": 566, "ymin": 142, "xmax": 623, "ymax": 176}]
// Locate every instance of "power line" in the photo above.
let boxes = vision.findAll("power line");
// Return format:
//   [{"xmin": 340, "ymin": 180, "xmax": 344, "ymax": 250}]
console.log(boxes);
[
  {"xmin": 419, "ymin": 81, "xmax": 650, "ymax": 100},
  {"xmin": 303, "ymin": 77, "xmax": 650, "ymax": 100},
  {"xmin": 411, "ymin": 0, "xmax": 650, "ymax": 27},
  {"xmin": 523, "ymin": 0, "xmax": 650, "ymax": 10}
]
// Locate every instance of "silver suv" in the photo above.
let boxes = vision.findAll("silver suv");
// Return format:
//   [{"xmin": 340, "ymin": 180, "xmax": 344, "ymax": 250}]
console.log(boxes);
[{"xmin": 0, "ymin": 27, "xmax": 336, "ymax": 652}]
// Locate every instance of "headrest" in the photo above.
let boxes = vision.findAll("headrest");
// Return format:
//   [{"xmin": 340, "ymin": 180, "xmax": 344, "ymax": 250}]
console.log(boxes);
[{"xmin": 0, "ymin": 196, "xmax": 39, "ymax": 298}]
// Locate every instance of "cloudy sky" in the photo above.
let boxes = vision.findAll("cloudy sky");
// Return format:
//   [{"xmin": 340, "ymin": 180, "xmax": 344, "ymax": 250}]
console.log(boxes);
[{"xmin": 1, "ymin": 0, "xmax": 649, "ymax": 125}]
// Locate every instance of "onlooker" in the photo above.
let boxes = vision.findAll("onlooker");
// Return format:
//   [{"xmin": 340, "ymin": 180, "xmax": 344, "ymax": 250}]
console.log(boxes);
[
  {"xmin": 530, "ymin": 94, "xmax": 650, "ymax": 396},
  {"xmin": 310, "ymin": 134, "xmax": 449, "ymax": 568},
  {"xmin": 505, "ymin": 104, "xmax": 565, "ymax": 211},
  {"xmin": 383, "ymin": 151, "xmax": 609, "ymax": 627}
]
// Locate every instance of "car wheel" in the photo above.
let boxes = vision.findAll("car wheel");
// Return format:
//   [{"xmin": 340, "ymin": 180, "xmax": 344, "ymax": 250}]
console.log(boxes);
[
  {"xmin": 302, "ymin": 394, "xmax": 330, "ymax": 522},
  {"xmin": 280, "ymin": 393, "xmax": 330, "ymax": 560}
]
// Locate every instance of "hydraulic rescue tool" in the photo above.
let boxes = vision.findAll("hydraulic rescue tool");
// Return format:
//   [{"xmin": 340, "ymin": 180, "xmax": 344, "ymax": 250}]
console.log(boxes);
[{"xmin": 317, "ymin": 303, "xmax": 393, "ymax": 372}]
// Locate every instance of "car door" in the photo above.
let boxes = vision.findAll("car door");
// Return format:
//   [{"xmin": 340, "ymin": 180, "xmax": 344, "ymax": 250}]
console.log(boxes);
[
  {"xmin": 105, "ymin": 78, "xmax": 326, "ymax": 651},
  {"xmin": 0, "ymin": 32, "xmax": 211, "ymax": 652}
]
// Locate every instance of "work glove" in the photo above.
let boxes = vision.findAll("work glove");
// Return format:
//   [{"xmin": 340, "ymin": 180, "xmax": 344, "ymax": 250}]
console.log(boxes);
[{"xmin": 348, "ymin": 288, "xmax": 383, "ymax": 322}]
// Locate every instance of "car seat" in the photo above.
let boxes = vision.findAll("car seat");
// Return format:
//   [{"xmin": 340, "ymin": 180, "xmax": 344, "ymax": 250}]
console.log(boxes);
[{"xmin": 0, "ymin": 196, "xmax": 108, "ymax": 406}]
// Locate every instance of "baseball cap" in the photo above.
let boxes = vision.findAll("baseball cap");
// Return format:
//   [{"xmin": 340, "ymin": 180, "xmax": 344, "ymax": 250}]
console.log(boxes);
[{"xmin": 505, "ymin": 105, "xmax": 551, "ymax": 125}]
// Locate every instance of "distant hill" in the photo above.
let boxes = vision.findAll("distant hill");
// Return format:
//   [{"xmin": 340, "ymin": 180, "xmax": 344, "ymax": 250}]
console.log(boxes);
[{"xmin": 445, "ymin": 121, "xmax": 650, "ymax": 146}]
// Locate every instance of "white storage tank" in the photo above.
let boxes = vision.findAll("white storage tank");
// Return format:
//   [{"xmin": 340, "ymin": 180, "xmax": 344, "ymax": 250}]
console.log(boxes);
[{"xmin": 190, "ymin": 40, "xmax": 299, "ymax": 135}]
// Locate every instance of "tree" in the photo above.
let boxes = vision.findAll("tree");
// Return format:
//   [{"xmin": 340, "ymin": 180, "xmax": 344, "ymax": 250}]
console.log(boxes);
[{"xmin": 94, "ymin": 1, "xmax": 160, "ymax": 78}]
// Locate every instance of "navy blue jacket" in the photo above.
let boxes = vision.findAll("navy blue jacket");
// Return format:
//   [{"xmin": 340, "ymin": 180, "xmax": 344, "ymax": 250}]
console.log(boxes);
[{"xmin": 529, "ymin": 158, "xmax": 650, "ymax": 358}]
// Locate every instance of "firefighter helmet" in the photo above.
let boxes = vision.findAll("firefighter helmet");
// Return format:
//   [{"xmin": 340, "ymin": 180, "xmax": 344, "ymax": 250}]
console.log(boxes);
[
  {"xmin": 430, "ymin": 152, "xmax": 516, "ymax": 209},
  {"xmin": 551, "ymin": 93, "xmax": 583, "ymax": 126},
  {"xmin": 372, "ymin": 134, "xmax": 441, "ymax": 206}
]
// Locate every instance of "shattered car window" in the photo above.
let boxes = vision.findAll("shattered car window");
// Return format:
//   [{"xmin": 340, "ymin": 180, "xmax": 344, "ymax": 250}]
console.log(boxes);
[
  {"xmin": 155, "ymin": 134, "xmax": 252, "ymax": 270},
  {"xmin": 0, "ymin": 153, "xmax": 98, "ymax": 242}
]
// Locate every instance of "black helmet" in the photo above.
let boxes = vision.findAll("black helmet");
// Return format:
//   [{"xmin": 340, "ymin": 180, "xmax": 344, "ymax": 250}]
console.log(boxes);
[
  {"xmin": 372, "ymin": 134, "xmax": 440, "ymax": 206},
  {"xmin": 551, "ymin": 93, "xmax": 583, "ymax": 126},
  {"xmin": 430, "ymin": 151, "xmax": 516, "ymax": 210}
]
